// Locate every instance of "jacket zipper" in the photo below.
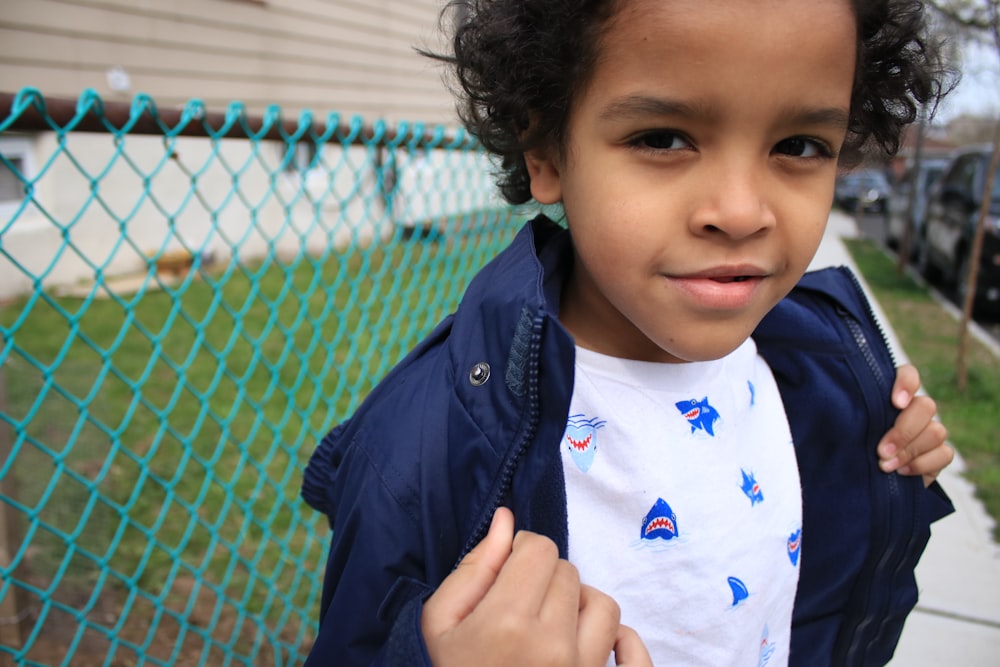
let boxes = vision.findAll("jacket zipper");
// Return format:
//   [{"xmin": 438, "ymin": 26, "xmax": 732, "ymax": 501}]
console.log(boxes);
[
  {"xmin": 838, "ymin": 267, "xmax": 914, "ymax": 664},
  {"xmin": 454, "ymin": 312, "xmax": 545, "ymax": 563},
  {"xmin": 843, "ymin": 267, "xmax": 898, "ymax": 371}
]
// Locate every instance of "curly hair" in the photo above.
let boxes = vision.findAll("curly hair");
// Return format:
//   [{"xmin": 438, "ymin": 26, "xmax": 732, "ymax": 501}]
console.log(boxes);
[{"xmin": 431, "ymin": 0, "xmax": 952, "ymax": 205}]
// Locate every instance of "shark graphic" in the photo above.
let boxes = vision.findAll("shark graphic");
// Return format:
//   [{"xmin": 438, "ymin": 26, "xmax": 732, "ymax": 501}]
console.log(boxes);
[
  {"xmin": 562, "ymin": 414, "xmax": 606, "ymax": 473},
  {"xmin": 758, "ymin": 625, "xmax": 776, "ymax": 666},
  {"xmin": 728, "ymin": 576, "xmax": 750, "ymax": 607},
  {"xmin": 641, "ymin": 498, "xmax": 679, "ymax": 541},
  {"xmin": 740, "ymin": 469, "xmax": 764, "ymax": 506},
  {"xmin": 674, "ymin": 397, "xmax": 720, "ymax": 436},
  {"xmin": 787, "ymin": 529, "xmax": 801, "ymax": 566}
]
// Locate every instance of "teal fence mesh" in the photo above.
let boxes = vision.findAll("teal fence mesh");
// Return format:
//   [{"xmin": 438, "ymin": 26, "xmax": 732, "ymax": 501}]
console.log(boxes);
[{"xmin": 0, "ymin": 88, "xmax": 521, "ymax": 666}]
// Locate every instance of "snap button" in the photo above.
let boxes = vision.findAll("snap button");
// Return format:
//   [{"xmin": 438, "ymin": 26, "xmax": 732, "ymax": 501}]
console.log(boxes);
[{"xmin": 469, "ymin": 362, "xmax": 491, "ymax": 386}]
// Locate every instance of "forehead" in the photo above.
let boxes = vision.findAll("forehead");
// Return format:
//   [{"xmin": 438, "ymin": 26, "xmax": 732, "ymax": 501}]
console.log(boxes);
[{"xmin": 584, "ymin": 0, "xmax": 857, "ymax": 119}]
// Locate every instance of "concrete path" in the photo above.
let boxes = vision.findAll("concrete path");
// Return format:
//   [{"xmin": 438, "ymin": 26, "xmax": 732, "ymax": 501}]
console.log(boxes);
[{"xmin": 811, "ymin": 211, "xmax": 1000, "ymax": 666}]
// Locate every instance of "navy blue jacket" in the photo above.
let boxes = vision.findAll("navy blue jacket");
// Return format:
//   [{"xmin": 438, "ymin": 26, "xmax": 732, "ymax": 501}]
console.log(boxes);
[{"xmin": 302, "ymin": 216, "xmax": 953, "ymax": 666}]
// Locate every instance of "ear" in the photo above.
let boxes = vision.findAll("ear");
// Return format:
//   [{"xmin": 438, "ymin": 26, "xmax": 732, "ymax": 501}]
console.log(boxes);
[{"xmin": 524, "ymin": 146, "xmax": 563, "ymax": 204}]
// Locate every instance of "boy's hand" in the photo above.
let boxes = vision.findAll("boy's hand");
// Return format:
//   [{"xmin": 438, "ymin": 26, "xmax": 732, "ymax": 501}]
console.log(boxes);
[
  {"xmin": 611, "ymin": 624, "xmax": 654, "ymax": 666},
  {"xmin": 421, "ymin": 507, "xmax": 652, "ymax": 667},
  {"xmin": 878, "ymin": 364, "xmax": 953, "ymax": 486}
]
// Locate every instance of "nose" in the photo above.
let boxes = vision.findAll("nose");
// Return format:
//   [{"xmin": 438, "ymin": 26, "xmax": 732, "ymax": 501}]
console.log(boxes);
[{"xmin": 689, "ymin": 162, "xmax": 776, "ymax": 241}]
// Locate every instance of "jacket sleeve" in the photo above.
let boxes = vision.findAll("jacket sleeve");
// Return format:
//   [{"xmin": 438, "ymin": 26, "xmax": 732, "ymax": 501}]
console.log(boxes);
[{"xmin": 301, "ymin": 424, "xmax": 436, "ymax": 666}]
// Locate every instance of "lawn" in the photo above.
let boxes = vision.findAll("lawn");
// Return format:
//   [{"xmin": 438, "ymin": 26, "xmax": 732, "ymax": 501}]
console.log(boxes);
[
  {"xmin": 845, "ymin": 238, "xmax": 1000, "ymax": 541},
  {"xmin": 0, "ymin": 210, "xmax": 519, "ymax": 665}
]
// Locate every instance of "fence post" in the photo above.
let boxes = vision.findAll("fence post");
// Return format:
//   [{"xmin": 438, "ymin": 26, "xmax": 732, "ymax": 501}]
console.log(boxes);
[{"xmin": 0, "ymin": 339, "xmax": 25, "ymax": 648}]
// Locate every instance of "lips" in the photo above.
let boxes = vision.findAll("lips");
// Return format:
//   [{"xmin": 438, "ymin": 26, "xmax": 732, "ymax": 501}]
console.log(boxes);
[
  {"xmin": 677, "ymin": 264, "xmax": 768, "ymax": 282},
  {"xmin": 667, "ymin": 265, "xmax": 768, "ymax": 309}
]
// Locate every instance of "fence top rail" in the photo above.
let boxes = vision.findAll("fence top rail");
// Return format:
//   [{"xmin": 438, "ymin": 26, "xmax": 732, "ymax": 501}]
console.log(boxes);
[{"xmin": 0, "ymin": 87, "xmax": 478, "ymax": 150}]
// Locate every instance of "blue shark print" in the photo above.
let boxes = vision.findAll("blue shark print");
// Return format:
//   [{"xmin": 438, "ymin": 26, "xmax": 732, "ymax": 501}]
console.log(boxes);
[
  {"xmin": 758, "ymin": 625, "xmax": 776, "ymax": 666},
  {"xmin": 740, "ymin": 469, "xmax": 764, "ymax": 506},
  {"xmin": 748, "ymin": 380, "xmax": 756, "ymax": 407},
  {"xmin": 728, "ymin": 576, "xmax": 749, "ymax": 607},
  {"xmin": 674, "ymin": 397, "xmax": 720, "ymax": 436},
  {"xmin": 563, "ymin": 414, "xmax": 606, "ymax": 473},
  {"xmin": 641, "ymin": 498, "xmax": 679, "ymax": 541},
  {"xmin": 787, "ymin": 529, "xmax": 801, "ymax": 566}
]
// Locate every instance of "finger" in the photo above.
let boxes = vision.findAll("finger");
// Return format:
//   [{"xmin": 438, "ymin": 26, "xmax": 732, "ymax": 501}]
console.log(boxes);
[
  {"xmin": 490, "ymin": 529, "xmax": 562, "ymax": 615},
  {"xmin": 529, "ymin": 560, "xmax": 583, "ymax": 661},
  {"xmin": 878, "ymin": 395, "xmax": 939, "ymax": 467},
  {"xmin": 899, "ymin": 441, "xmax": 955, "ymax": 486},
  {"xmin": 540, "ymin": 558, "xmax": 582, "ymax": 623},
  {"xmin": 613, "ymin": 624, "xmax": 653, "ymax": 666},
  {"xmin": 575, "ymin": 584, "xmax": 620, "ymax": 666},
  {"xmin": 422, "ymin": 507, "xmax": 515, "ymax": 634},
  {"xmin": 889, "ymin": 419, "xmax": 949, "ymax": 468},
  {"xmin": 891, "ymin": 364, "xmax": 920, "ymax": 409}
]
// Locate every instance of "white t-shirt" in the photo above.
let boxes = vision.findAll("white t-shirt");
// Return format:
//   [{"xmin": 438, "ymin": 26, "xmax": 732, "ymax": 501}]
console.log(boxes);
[{"xmin": 561, "ymin": 338, "xmax": 802, "ymax": 666}]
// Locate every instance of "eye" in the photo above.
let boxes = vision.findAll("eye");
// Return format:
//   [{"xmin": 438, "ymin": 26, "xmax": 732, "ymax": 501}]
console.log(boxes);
[
  {"xmin": 632, "ymin": 130, "xmax": 693, "ymax": 151},
  {"xmin": 773, "ymin": 137, "xmax": 833, "ymax": 159}
]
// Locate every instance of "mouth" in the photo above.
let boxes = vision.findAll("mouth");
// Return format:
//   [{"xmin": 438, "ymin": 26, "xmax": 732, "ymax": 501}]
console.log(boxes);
[
  {"xmin": 711, "ymin": 275, "xmax": 753, "ymax": 283},
  {"xmin": 645, "ymin": 517, "xmax": 675, "ymax": 535},
  {"xmin": 667, "ymin": 266, "xmax": 768, "ymax": 309},
  {"xmin": 679, "ymin": 264, "xmax": 769, "ymax": 281}
]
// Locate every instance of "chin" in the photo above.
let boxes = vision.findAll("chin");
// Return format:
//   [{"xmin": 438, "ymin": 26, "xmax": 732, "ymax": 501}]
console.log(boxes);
[{"xmin": 650, "ymin": 324, "xmax": 757, "ymax": 364}]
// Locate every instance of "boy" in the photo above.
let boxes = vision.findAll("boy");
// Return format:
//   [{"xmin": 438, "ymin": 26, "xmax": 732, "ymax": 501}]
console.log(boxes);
[{"xmin": 302, "ymin": 0, "xmax": 955, "ymax": 664}]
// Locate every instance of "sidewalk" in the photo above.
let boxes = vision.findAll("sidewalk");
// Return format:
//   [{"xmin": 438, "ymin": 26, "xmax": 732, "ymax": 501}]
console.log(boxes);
[{"xmin": 811, "ymin": 211, "xmax": 1000, "ymax": 666}]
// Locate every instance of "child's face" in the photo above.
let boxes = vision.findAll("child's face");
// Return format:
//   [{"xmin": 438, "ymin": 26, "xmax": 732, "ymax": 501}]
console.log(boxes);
[{"xmin": 526, "ymin": 0, "xmax": 857, "ymax": 363}]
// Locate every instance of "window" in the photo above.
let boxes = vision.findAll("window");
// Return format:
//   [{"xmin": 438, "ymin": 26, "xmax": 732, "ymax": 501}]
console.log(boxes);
[
  {"xmin": 0, "ymin": 136, "xmax": 35, "ymax": 221},
  {"xmin": 955, "ymin": 156, "xmax": 979, "ymax": 195},
  {"xmin": 283, "ymin": 141, "xmax": 319, "ymax": 174}
]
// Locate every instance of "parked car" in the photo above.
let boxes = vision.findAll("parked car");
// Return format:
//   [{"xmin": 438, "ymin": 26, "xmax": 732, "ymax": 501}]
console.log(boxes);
[
  {"xmin": 834, "ymin": 169, "xmax": 892, "ymax": 214},
  {"xmin": 885, "ymin": 158, "xmax": 948, "ymax": 258},
  {"xmin": 919, "ymin": 145, "xmax": 1000, "ymax": 316}
]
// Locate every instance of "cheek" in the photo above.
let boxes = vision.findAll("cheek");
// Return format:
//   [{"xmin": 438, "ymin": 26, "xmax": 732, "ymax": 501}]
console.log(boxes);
[
  {"xmin": 785, "ymin": 217, "xmax": 829, "ymax": 273},
  {"xmin": 783, "ymin": 184, "xmax": 837, "ymax": 246}
]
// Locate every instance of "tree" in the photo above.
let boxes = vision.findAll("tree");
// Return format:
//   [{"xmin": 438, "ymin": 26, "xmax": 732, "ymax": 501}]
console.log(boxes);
[{"xmin": 926, "ymin": 0, "xmax": 1000, "ymax": 392}]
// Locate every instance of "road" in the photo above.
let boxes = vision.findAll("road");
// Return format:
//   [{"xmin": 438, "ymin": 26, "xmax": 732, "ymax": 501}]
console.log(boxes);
[{"xmin": 851, "ymin": 211, "xmax": 1000, "ymax": 345}]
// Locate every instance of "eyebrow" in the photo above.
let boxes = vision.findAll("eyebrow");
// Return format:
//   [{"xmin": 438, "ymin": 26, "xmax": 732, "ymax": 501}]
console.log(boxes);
[
  {"xmin": 779, "ymin": 106, "xmax": 851, "ymax": 129},
  {"xmin": 598, "ymin": 95, "xmax": 704, "ymax": 122},
  {"xmin": 598, "ymin": 94, "xmax": 850, "ymax": 129}
]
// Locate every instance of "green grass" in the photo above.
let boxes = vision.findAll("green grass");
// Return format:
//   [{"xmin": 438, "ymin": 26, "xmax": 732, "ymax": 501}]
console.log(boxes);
[
  {"xmin": 846, "ymin": 238, "xmax": 1000, "ymax": 540},
  {"xmin": 0, "ymin": 210, "xmax": 519, "ymax": 661}
]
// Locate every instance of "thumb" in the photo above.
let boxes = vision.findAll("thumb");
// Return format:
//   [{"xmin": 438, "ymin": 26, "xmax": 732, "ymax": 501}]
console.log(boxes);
[
  {"xmin": 892, "ymin": 363, "xmax": 919, "ymax": 409},
  {"xmin": 422, "ymin": 507, "xmax": 515, "ymax": 633}
]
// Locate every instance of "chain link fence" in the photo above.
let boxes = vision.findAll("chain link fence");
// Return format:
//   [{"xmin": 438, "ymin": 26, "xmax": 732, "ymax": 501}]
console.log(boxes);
[{"xmin": 0, "ymin": 88, "xmax": 521, "ymax": 666}]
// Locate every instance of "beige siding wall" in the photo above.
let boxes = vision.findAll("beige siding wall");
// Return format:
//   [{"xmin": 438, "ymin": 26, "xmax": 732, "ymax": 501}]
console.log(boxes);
[
  {"xmin": 0, "ymin": 0, "xmax": 493, "ymax": 302},
  {"xmin": 0, "ymin": 0, "xmax": 456, "ymax": 123}
]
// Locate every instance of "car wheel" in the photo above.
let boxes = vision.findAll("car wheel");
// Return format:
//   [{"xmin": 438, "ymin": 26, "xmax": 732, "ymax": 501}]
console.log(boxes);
[
  {"xmin": 916, "ymin": 240, "xmax": 940, "ymax": 282},
  {"xmin": 885, "ymin": 223, "xmax": 899, "ymax": 250},
  {"xmin": 910, "ymin": 233, "xmax": 925, "ymax": 263}
]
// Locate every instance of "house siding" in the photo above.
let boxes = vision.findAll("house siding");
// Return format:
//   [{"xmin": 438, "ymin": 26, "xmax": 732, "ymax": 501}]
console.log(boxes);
[
  {"xmin": 0, "ymin": 0, "xmax": 455, "ymax": 121},
  {"xmin": 0, "ymin": 0, "xmax": 498, "ymax": 302}
]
